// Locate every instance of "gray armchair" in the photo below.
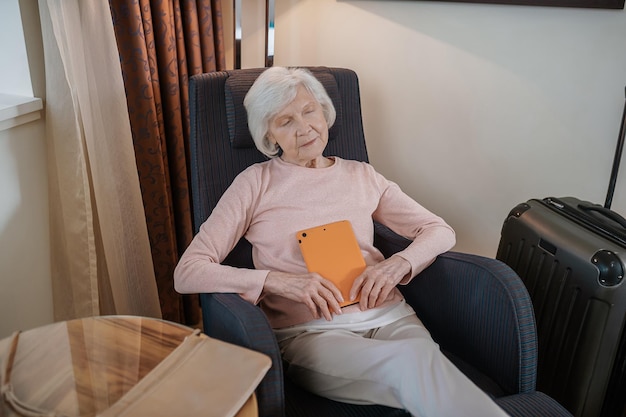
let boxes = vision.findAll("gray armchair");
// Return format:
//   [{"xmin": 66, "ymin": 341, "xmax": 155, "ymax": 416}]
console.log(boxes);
[{"xmin": 187, "ymin": 67, "xmax": 572, "ymax": 417}]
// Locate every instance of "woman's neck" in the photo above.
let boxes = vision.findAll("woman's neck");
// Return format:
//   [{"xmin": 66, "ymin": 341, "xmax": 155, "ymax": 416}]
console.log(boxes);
[{"xmin": 280, "ymin": 156, "xmax": 335, "ymax": 168}]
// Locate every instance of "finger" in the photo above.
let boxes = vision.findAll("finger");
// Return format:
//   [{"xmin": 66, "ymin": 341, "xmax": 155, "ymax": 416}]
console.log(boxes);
[
  {"xmin": 304, "ymin": 299, "xmax": 321, "ymax": 319},
  {"xmin": 312, "ymin": 294, "xmax": 334, "ymax": 321},
  {"xmin": 317, "ymin": 284, "xmax": 343, "ymax": 315},
  {"xmin": 358, "ymin": 278, "xmax": 376, "ymax": 311},
  {"xmin": 376, "ymin": 284, "xmax": 394, "ymax": 307},
  {"xmin": 351, "ymin": 266, "xmax": 376, "ymax": 303},
  {"xmin": 367, "ymin": 282, "xmax": 383, "ymax": 309},
  {"xmin": 307, "ymin": 274, "xmax": 341, "ymax": 313},
  {"xmin": 349, "ymin": 274, "xmax": 365, "ymax": 302},
  {"xmin": 320, "ymin": 278, "xmax": 345, "ymax": 306}
]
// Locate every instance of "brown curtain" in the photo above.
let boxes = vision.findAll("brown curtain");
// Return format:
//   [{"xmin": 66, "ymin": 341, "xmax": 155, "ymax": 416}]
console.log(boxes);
[{"xmin": 108, "ymin": 0, "xmax": 226, "ymax": 324}]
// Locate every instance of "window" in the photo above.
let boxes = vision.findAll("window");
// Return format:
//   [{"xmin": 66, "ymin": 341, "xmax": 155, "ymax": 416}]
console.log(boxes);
[{"xmin": 0, "ymin": 0, "xmax": 42, "ymax": 132}]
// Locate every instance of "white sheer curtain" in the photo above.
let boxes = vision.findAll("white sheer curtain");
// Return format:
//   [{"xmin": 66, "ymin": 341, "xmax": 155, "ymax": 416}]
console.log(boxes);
[{"xmin": 39, "ymin": 0, "xmax": 161, "ymax": 320}]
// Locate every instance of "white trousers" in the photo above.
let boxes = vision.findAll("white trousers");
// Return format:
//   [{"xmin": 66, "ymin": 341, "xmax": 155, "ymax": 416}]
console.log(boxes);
[{"xmin": 279, "ymin": 314, "xmax": 510, "ymax": 417}]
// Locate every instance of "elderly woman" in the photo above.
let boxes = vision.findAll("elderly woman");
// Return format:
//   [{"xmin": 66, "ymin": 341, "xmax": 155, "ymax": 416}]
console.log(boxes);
[{"xmin": 174, "ymin": 67, "xmax": 508, "ymax": 417}]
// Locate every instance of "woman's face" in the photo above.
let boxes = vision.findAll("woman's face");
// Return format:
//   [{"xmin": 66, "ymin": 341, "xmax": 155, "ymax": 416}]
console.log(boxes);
[{"xmin": 267, "ymin": 84, "xmax": 329, "ymax": 168}]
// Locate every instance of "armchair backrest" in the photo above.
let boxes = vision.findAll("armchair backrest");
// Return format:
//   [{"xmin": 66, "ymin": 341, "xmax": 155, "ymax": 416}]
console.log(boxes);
[
  {"xmin": 188, "ymin": 67, "xmax": 369, "ymax": 258},
  {"xmin": 187, "ymin": 67, "xmax": 370, "ymax": 417}
]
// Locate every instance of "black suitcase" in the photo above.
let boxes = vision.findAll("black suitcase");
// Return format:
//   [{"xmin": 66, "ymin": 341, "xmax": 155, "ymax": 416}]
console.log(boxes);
[{"xmin": 496, "ymin": 89, "xmax": 626, "ymax": 417}]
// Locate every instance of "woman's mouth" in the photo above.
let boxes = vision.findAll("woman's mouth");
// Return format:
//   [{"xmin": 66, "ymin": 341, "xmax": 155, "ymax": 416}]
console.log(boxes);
[{"xmin": 300, "ymin": 137, "xmax": 318, "ymax": 147}]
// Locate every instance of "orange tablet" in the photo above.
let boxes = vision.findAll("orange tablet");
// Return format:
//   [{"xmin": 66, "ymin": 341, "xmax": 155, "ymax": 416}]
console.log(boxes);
[{"xmin": 296, "ymin": 220, "xmax": 366, "ymax": 307}]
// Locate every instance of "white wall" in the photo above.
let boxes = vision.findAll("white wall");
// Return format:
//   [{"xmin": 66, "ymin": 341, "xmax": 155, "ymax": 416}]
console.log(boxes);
[
  {"xmin": 0, "ymin": 0, "xmax": 51, "ymax": 340},
  {"xmin": 0, "ymin": 119, "xmax": 50, "ymax": 339},
  {"xmin": 264, "ymin": 0, "xmax": 626, "ymax": 256}
]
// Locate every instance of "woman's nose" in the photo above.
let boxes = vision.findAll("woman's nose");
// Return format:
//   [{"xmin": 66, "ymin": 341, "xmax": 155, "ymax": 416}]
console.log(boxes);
[{"xmin": 295, "ymin": 117, "xmax": 310, "ymax": 136}]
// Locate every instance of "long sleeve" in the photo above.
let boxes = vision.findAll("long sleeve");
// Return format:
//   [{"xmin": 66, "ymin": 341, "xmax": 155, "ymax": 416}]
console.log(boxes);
[
  {"xmin": 173, "ymin": 169, "xmax": 269, "ymax": 304},
  {"xmin": 371, "ymin": 177, "xmax": 456, "ymax": 282}
]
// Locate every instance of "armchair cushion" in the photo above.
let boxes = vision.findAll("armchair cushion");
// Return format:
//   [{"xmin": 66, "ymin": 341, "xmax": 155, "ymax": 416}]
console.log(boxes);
[
  {"xmin": 496, "ymin": 392, "xmax": 573, "ymax": 417},
  {"xmin": 285, "ymin": 380, "xmax": 410, "ymax": 417}
]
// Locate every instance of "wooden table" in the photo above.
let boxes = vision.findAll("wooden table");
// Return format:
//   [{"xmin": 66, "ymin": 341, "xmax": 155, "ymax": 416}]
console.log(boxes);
[{"xmin": 0, "ymin": 316, "xmax": 267, "ymax": 417}]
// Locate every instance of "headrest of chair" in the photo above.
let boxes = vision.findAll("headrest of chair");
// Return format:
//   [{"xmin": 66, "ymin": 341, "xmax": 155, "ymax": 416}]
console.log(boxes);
[{"xmin": 224, "ymin": 67, "xmax": 343, "ymax": 149}]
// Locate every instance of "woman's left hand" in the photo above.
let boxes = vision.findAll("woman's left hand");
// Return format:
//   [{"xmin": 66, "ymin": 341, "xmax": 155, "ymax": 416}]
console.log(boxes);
[{"xmin": 349, "ymin": 256, "xmax": 412, "ymax": 310}]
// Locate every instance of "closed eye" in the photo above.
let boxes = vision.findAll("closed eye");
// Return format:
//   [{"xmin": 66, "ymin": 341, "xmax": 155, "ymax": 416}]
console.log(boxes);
[{"xmin": 274, "ymin": 117, "xmax": 291, "ymax": 127}]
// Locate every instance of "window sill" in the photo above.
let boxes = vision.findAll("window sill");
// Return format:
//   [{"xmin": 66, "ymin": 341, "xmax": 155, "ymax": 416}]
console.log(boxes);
[{"xmin": 0, "ymin": 94, "xmax": 44, "ymax": 132}]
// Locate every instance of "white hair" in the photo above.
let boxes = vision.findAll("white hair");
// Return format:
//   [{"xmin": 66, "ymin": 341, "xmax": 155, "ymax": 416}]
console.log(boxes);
[{"xmin": 243, "ymin": 67, "xmax": 336, "ymax": 158}]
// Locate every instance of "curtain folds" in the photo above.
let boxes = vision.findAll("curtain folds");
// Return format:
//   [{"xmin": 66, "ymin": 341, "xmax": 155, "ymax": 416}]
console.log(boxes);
[
  {"xmin": 39, "ymin": 0, "xmax": 162, "ymax": 320},
  {"xmin": 108, "ymin": 0, "xmax": 226, "ymax": 323}
]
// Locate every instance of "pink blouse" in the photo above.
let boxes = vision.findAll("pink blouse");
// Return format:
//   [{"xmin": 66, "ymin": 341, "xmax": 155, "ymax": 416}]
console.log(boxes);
[{"xmin": 174, "ymin": 157, "xmax": 455, "ymax": 329}]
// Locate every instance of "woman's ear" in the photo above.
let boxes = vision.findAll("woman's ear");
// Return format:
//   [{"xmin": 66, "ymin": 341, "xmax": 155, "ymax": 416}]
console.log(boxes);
[
  {"xmin": 266, "ymin": 134, "xmax": 276, "ymax": 146},
  {"xmin": 264, "ymin": 135, "xmax": 278, "ymax": 153}
]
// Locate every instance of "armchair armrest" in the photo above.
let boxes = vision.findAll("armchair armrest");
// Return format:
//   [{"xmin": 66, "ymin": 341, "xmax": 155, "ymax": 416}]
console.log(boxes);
[
  {"xmin": 402, "ymin": 253, "xmax": 538, "ymax": 395},
  {"xmin": 200, "ymin": 293, "xmax": 285, "ymax": 417},
  {"xmin": 373, "ymin": 223, "xmax": 538, "ymax": 396}
]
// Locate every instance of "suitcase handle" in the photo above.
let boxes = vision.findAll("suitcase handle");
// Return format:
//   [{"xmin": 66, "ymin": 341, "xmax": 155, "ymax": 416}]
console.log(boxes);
[
  {"xmin": 605, "ymin": 86, "xmax": 626, "ymax": 209},
  {"xmin": 578, "ymin": 203, "xmax": 626, "ymax": 229}
]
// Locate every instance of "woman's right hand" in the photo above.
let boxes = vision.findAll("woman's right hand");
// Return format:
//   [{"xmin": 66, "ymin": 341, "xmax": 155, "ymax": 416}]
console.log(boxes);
[{"xmin": 263, "ymin": 271, "xmax": 344, "ymax": 321}]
